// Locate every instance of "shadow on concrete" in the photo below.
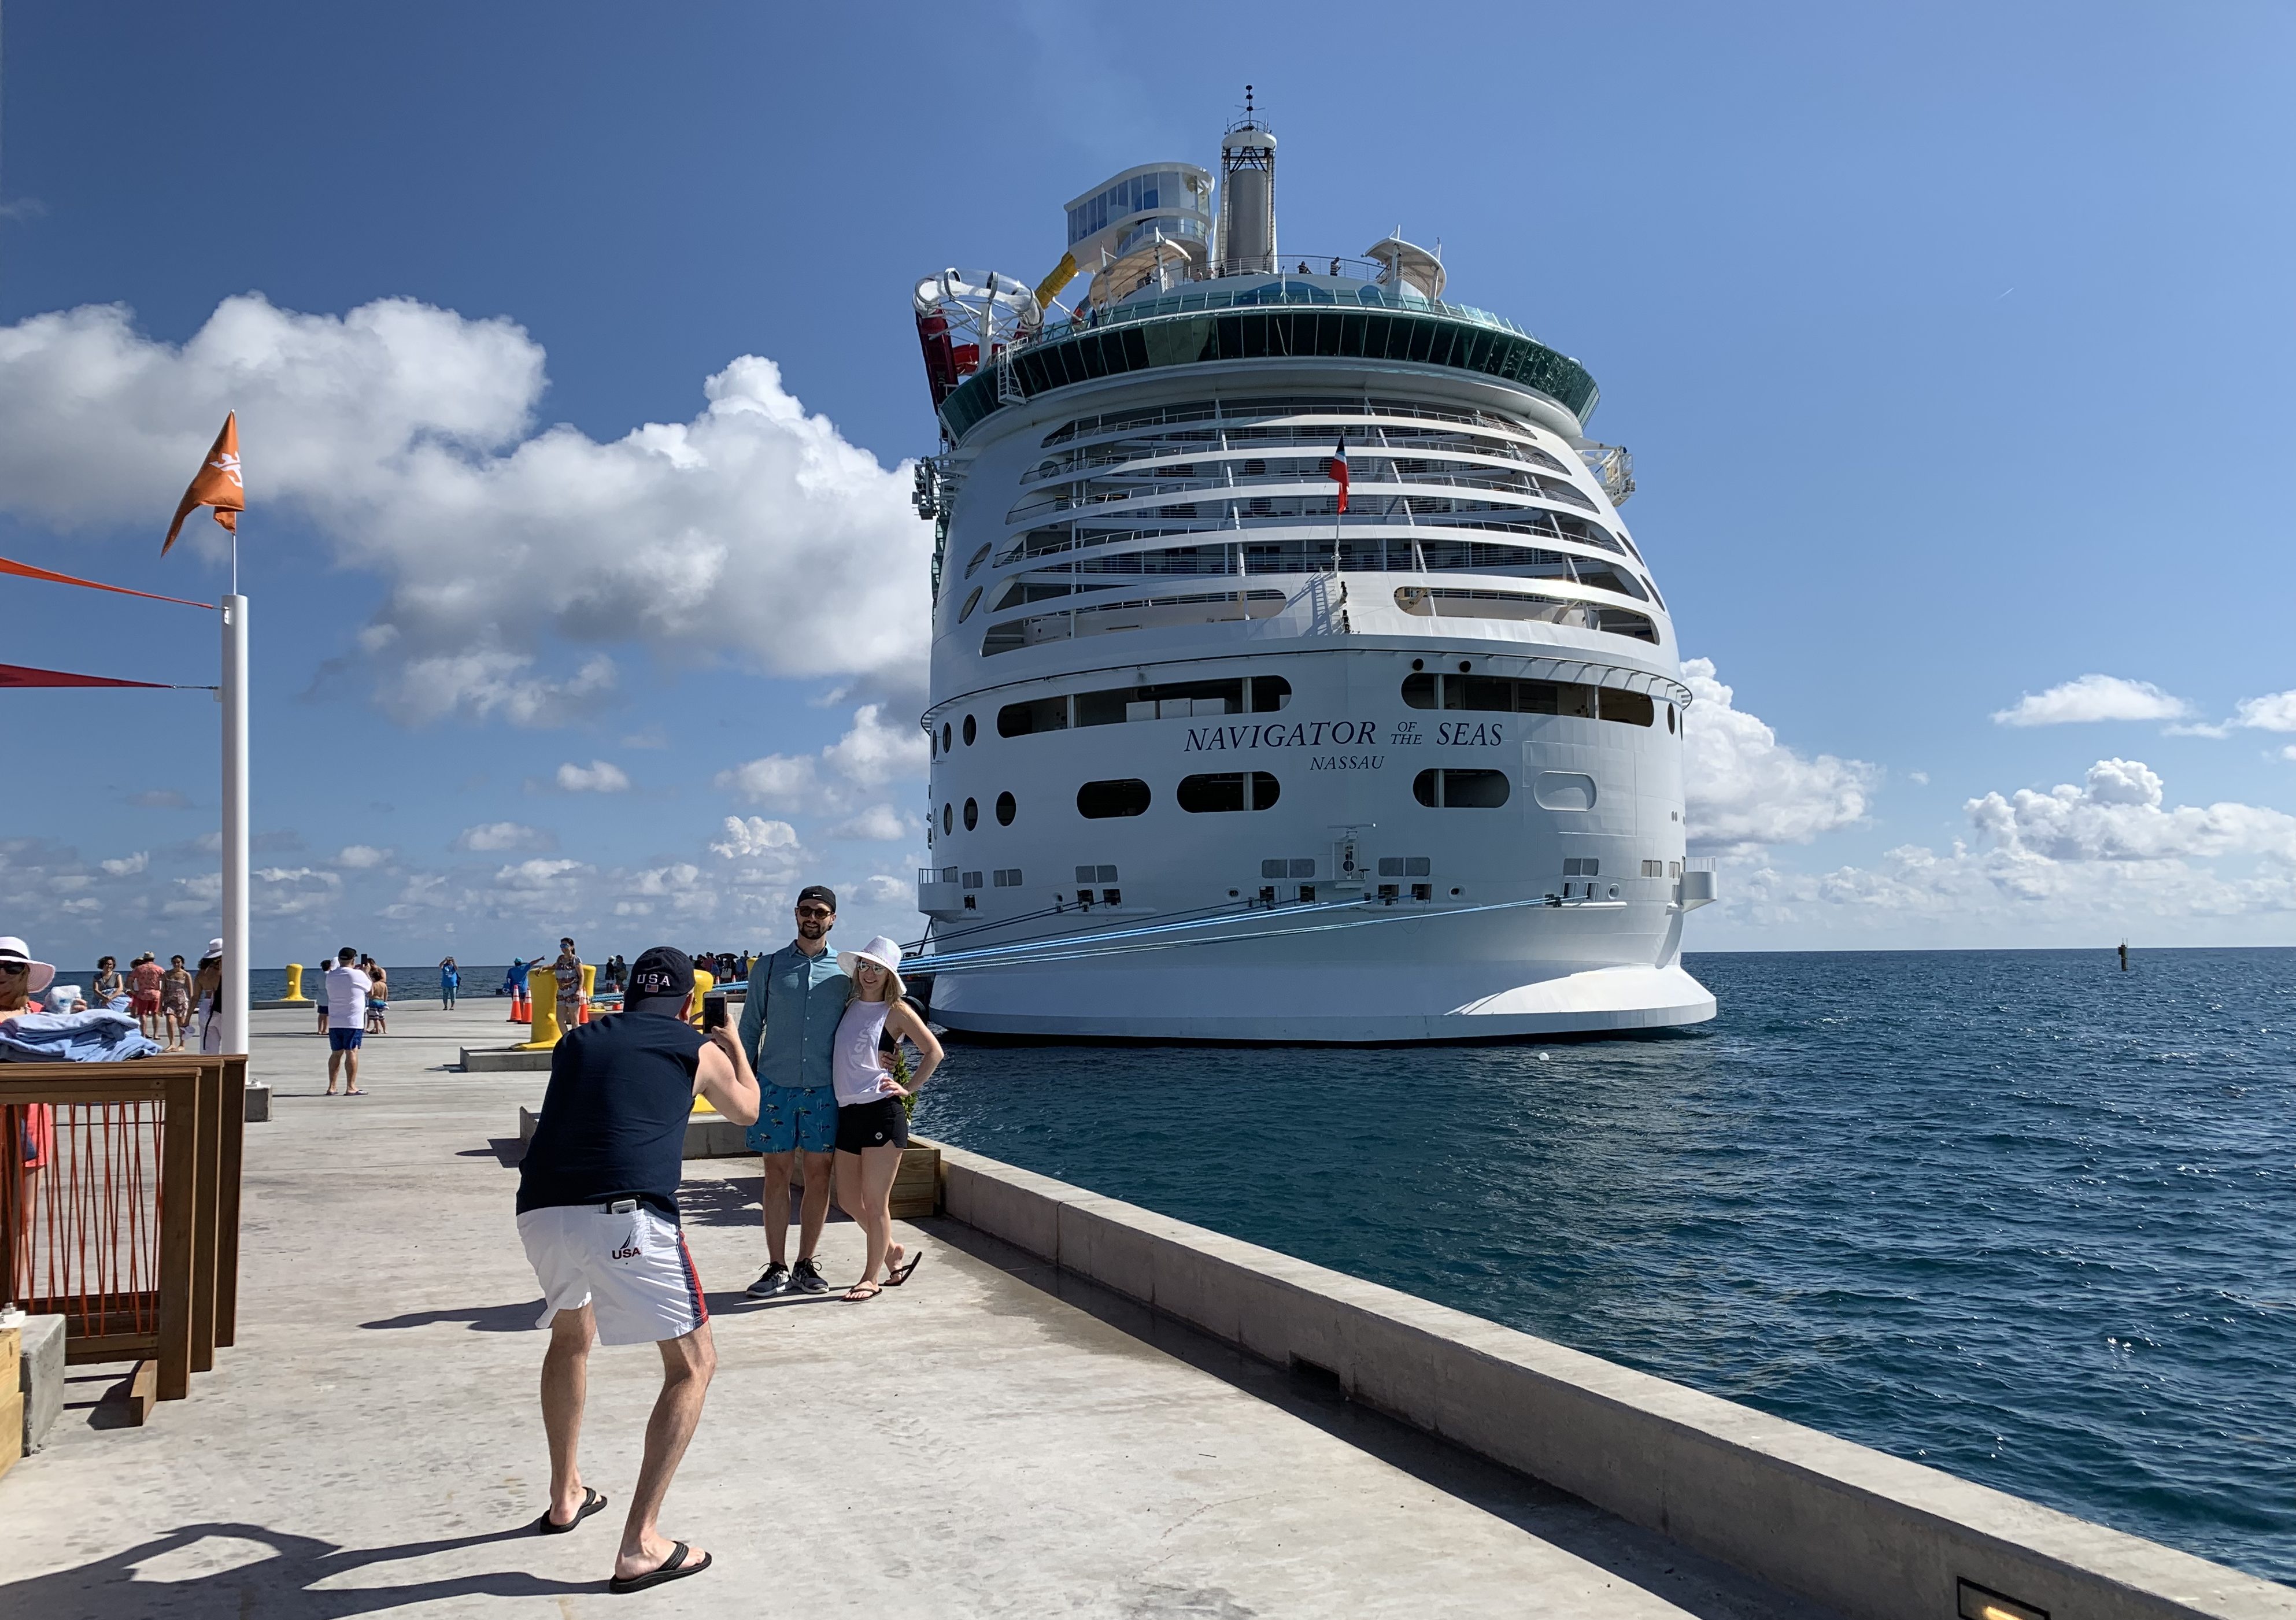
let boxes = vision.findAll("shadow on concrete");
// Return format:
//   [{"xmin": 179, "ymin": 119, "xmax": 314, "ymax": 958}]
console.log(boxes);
[
  {"xmin": 925, "ymin": 1220, "xmax": 1843, "ymax": 1620},
  {"xmin": 456, "ymin": 1138, "xmax": 527, "ymax": 1168},
  {"xmin": 0, "ymin": 1521, "xmax": 596, "ymax": 1618},
  {"xmin": 358, "ymin": 1301, "xmax": 542, "ymax": 1333},
  {"xmin": 679, "ymin": 1172, "xmax": 854, "ymax": 1231}
]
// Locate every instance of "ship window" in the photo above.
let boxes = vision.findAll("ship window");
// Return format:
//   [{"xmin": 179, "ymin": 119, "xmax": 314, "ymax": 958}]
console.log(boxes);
[
  {"xmin": 963, "ymin": 798, "xmax": 978, "ymax": 831},
  {"xmin": 1413, "ymin": 769, "xmax": 1512, "ymax": 808},
  {"xmin": 1666, "ymin": 702, "xmax": 1677, "ymax": 734},
  {"xmin": 1378, "ymin": 883, "xmax": 1399, "ymax": 900},
  {"xmin": 1564, "ymin": 857, "xmax": 1600, "ymax": 876},
  {"xmin": 1176, "ymin": 772, "xmax": 1281, "ymax": 813},
  {"xmin": 1077, "ymin": 779, "xmax": 1151, "ymax": 819},
  {"xmin": 999, "ymin": 694, "xmax": 1070, "ymax": 736},
  {"xmin": 1412, "ymin": 882, "xmax": 1433, "ymax": 901},
  {"xmin": 992, "ymin": 867, "xmax": 1024, "ymax": 886},
  {"xmin": 964, "ymin": 543, "xmax": 992, "ymax": 579},
  {"xmin": 941, "ymin": 723, "xmax": 953, "ymax": 752},
  {"xmin": 941, "ymin": 802, "xmax": 952, "ymax": 834},
  {"xmin": 957, "ymin": 589, "xmax": 982, "ymax": 623},
  {"xmin": 1102, "ymin": 888, "xmax": 1122, "ymax": 905},
  {"xmin": 995, "ymin": 791, "xmax": 1016, "ymax": 826},
  {"xmin": 1376, "ymin": 856, "xmax": 1433, "ymax": 877},
  {"xmin": 1261, "ymin": 859, "xmax": 1286, "ymax": 878},
  {"xmin": 1395, "ymin": 587, "xmax": 1658, "ymax": 644},
  {"xmin": 1259, "ymin": 885, "xmax": 1277, "ymax": 903},
  {"xmin": 1289, "ymin": 858, "xmax": 1315, "ymax": 879},
  {"xmin": 1641, "ymin": 860, "xmax": 1665, "ymax": 878},
  {"xmin": 1402, "ymin": 672, "xmax": 1655, "ymax": 725},
  {"xmin": 963, "ymin": 715, "xmax": 978, "ymax": 745},
  {"xmin": 962, "ymin": 870, "xmax": 984, "ymax": 890}
]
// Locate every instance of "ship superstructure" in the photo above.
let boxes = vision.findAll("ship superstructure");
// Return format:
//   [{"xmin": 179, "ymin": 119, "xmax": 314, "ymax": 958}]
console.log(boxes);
[{"xmin": 906, "ymin": 98, "xmax": 1717, "ymax": 1041}]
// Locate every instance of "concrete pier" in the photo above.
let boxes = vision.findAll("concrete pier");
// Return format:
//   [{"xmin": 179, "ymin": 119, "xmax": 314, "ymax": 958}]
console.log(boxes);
[{"xmin": 0, "ymin": 1003, "xmax": 2284, "ymax": 1618}]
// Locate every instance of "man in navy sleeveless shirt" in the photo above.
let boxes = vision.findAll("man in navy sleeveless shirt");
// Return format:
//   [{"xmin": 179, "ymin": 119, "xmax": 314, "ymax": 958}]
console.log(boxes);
[{"xmin": 516, "ymin": 946, "xmax": 759, "ymax": 1594}]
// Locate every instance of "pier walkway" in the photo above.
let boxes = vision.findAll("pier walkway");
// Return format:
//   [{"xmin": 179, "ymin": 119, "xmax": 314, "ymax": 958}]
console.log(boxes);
[{"xmin": 0, "ymin": 1003, "xmax": 1831, "ymax": 1618}]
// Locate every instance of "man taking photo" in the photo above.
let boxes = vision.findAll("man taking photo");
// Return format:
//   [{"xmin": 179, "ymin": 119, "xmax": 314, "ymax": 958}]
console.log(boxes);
[
  {"xmin": 516, "ymin": 945, "xmax": 760, "ymax": 1593},
  {"xmin": 737, "ymin": 885, "xmax": 847, "ymax": 1296}
]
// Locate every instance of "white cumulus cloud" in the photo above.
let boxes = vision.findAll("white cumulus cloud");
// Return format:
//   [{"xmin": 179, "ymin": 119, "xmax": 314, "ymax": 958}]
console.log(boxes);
[
  {"xmin": 1992, "ymin": 674, "xmax": 2191, "ymax": 727},
  {"xmin": 709, "ymin": 817, "xmax": 801, "ymax": 859},
  {"xmin": 1965, "ymin": 757, "xmax": 2296, "ymax": 864},
  {"xmin": 100, "ymin": 851, "xmax": 149, "ymax": 876},
  {"xmin": 2234, "ymin": 690, "xmax": 2296, "ymax": 733},
  {"xmin": 827, "ymin": 804, "xmax": 914, "ymax": 842},
  {"xmin": 1680, "ymin": 659, "xmax": 1876, "ymax": 853},
  {"xmin": 0, "ymin": 295, "xmax": 932, "ymax": 724},
  {"xmin": 555, "ymin": 760, "xmax": 631, "ymax": 794},
  {"xmin": 718, "ymin": 703, "xmax": 927, "ymax": 812},
  {"xmin": 334, "ymin": 844, "xmax": 392, "ymax": 869},
  {"xmin": 454, "ymin": 821, "xmax": 556, "ymax": 853}
]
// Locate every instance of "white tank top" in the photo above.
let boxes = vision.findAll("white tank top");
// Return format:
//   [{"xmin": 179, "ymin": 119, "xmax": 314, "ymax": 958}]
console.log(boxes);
[{"xmin": 831, "ymin": 998, "xmax": 897, "ymax": 1105}]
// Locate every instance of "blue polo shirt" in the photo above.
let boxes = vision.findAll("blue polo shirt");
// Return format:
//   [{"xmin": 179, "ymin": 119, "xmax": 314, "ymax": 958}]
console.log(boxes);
[{"xmin": 738, "ymin": 942, "xmax": 846, "ymax": 1093}]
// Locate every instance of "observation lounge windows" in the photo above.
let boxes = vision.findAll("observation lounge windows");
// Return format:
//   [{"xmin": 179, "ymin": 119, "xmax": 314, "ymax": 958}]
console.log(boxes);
[
  {"xmin": 999, "ymin": 676, "xmax": 1289, "ymax": 737},
  {"xmin": 1395, "ymin": 587, "xmax": 1659, "ymax": 645},
  {"xmin": 1402, "ymin": 672, "xmax": 1655, "ymax": 726}
]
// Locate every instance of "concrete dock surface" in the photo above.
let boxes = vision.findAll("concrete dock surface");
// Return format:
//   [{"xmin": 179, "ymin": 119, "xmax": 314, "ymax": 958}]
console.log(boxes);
[{"xmin": 0, "ymin": 1003, "xmax": 1837, "ymax": 1618}]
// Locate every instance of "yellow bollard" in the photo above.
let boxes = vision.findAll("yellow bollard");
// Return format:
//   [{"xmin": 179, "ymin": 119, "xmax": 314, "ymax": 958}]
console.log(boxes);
[
  {"xmin": 689, "ymin": 968, "xmax": 715, "ymax": 1027},
  {"xmin": 282, "ymin": 963, "xmax": 310, "ymax": 1003},
  {"xmin": 581, "ymin": 962, "xmax": 597, "ymax": 1000},
  {"xmin": 521, "ymin": 968, "xmax": 563, "ymax": 1049}
]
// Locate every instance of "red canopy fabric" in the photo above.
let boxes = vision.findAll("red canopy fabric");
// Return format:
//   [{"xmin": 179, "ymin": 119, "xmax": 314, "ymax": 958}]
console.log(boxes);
[
  {"xmin": 0, "ymin": 554, "xmax": 214, "ymax": 609},
  {"xmin": 0, "ymin": 663, "xmax": 183, "ymax": 689}
]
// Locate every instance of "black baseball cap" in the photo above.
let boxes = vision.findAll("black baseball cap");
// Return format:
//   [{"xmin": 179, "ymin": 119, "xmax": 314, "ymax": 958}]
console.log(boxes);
[
  {"xmin": 626, "ymin": 946, "xmax": 694, "ymax": 1009},
  {"xmin": 796, "ymin": 885, "xmax": 838, "ymax": 912}
]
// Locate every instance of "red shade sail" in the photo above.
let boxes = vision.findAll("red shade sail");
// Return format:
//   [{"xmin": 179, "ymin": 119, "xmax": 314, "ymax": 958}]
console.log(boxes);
[
  {"xmin": 0, "ymin": 554, "xmax": 215, "ymax": 609},
  {"xmin": 0, "ymin": 663, "xmax": 195, "ymax": 690}
]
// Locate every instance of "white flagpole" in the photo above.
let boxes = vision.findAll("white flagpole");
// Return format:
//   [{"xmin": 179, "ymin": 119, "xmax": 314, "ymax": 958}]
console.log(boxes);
[{"xmin": 220, "ymin": 540, "xmax": 250, "ymax": 1056}]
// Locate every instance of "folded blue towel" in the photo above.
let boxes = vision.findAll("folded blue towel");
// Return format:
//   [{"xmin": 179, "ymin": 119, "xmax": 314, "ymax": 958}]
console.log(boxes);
[{"xmin": 0, "ymin": 1008, "xmax": 164, "ymax": 1063}]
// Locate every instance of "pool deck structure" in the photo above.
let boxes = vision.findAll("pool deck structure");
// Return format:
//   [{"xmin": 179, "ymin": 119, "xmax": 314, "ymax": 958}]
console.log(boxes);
[{"xmin": 0, "ymin": 1003, "xmax": 1839, "ymax": 1619}]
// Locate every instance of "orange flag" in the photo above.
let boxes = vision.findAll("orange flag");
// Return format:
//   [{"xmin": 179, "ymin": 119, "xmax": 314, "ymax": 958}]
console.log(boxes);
[{"xmin": 162, "ymin": 412, "xmax": 245, "ymax": 556}]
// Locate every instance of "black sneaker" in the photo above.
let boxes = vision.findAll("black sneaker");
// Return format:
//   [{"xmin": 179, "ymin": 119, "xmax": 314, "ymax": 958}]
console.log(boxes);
[
  {"xmin": 745, "ymin": 1262, "xmax": 790, "ymax": 1299},
  {"xmin": 790, "ymin": 1256, "xmax": 829, "ymax": 1294}
]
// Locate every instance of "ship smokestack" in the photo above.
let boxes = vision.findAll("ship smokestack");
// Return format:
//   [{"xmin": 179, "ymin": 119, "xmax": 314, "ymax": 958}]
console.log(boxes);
[{"xmin": 1215, "ymin": 85, "xmax": 1277, "ymax": 276}]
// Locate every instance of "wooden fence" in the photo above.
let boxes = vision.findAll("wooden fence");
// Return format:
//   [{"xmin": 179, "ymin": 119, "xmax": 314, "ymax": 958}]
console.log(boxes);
[{"xmin": 1, "ymin": 1057, "xmax": 245, "ymax": 1405}]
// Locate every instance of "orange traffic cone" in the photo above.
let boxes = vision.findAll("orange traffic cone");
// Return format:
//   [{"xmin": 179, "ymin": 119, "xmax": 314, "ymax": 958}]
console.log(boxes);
[
  {"xmin": 515, "ymin": 989, "xmax": 531, "ymax": 1024},
  {"xmin": 577, "ymin": 997, "xmax": 590, "ymax": 1025},
  {"xmin": 507, "ymin": 987, "xmax": 520, "ymax": 1022}
]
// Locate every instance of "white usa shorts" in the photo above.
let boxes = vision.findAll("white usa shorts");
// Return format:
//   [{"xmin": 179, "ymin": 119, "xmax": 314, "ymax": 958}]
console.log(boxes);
[{"xmin": 517, "ymin": 1201, "xmax": 709, "ymax": 1347}]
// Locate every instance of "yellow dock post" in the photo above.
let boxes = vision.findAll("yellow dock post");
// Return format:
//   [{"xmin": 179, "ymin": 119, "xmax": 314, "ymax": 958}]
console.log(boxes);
[
  {"xmin": 520, "ymin": 969, "xmax": 563, "ymax": 1050},
  {"xmin": 280, "ymin": 963, "xmax": 310, "ymax": 1003}
]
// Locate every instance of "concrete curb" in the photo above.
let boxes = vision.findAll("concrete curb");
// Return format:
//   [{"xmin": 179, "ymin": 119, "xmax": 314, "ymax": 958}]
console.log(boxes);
[{"xmin": 935, "ymin": 1142, "xmax": 2294, "ymax": 1620}]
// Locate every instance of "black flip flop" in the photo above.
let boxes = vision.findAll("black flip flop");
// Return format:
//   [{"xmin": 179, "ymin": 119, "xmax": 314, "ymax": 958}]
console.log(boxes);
[
  {"xmin": 883, "ymin": 1253, "xmax": 922, "ymax": 1286},
  {"xmin": 535, "ymin": 1486, "xmax": 608, "ymax": 1535},
  {"xmin": 608, "ymin": 1541, "xmax": 712, "ymax": 1594}
]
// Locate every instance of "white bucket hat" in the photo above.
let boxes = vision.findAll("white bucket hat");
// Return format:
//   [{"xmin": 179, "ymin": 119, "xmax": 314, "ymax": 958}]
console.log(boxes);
[
  {"xmin": 847, "ymin": 935, "xmax": 904, "ymax": 977},
  {"xmin": 0, "ymin": 936, "xmax": 57, "ymax": 996}
]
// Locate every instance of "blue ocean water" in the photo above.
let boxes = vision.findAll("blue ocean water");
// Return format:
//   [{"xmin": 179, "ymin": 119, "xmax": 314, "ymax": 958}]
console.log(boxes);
[{"xmin": 917, "ymin": 948, "xmax": 2296, "ymax": 1585}]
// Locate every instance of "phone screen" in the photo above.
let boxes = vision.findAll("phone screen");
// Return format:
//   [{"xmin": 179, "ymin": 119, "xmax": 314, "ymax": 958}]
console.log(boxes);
[{"xmin": 701, "ymin": 993, "xmax": 728, "ymax": 1031}]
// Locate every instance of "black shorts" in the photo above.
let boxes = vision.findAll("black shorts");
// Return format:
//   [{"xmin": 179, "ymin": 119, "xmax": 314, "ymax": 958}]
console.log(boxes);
[{"xmin": 834, "ymin": 1096, "xmax": 909, "ymax": 1154}]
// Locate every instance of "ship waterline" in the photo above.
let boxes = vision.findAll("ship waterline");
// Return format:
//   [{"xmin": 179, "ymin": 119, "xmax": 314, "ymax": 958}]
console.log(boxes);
[{"xmin": 908, "ymin": 108, "xmax": 1715, "ymax": 1042}]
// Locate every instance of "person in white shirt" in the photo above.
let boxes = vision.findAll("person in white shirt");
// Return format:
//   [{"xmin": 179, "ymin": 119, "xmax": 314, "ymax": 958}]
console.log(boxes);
[{"xmin": 323, "ymin": 945, "xmax": 373, "ymax": 1096}]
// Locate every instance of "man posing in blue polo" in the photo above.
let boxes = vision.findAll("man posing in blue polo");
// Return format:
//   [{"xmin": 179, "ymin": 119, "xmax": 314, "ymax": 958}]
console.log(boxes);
[{"xmin": 739, "ymin": 885, "xmax": 849, "ymax": 1296}]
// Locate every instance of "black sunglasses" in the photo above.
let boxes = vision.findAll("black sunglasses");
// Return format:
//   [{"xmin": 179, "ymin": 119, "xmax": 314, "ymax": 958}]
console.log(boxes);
[{"xmin": 794, "ymin": 905, "xmax": 833, "ymax": 919}]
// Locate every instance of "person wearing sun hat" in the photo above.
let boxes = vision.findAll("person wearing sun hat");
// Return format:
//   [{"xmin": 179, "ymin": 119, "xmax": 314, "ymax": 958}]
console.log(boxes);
[
  {"xmin": 0, "ymin": 937, "xmax": 59, "ymax": 1019},
  {"xmin": 829, "ymin": 934, "xmax": 941, "ymax": 1302}
]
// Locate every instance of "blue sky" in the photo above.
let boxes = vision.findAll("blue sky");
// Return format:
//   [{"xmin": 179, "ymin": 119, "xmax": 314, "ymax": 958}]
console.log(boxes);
[{"xmin": 2, "ymin": 1, "xmax": 2291, "ymax": 967}]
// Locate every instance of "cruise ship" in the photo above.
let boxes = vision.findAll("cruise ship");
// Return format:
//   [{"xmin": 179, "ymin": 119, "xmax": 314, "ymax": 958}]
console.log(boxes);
[{"xmin": 907, "ymin": 99, "xmax": 1717, "ymax": 1042}]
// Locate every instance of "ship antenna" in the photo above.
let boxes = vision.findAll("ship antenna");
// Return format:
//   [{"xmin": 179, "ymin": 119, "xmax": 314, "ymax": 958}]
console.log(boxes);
[{"xmin": 1245, "ymin": 83, "xmax": 1254, "ymax": 124}]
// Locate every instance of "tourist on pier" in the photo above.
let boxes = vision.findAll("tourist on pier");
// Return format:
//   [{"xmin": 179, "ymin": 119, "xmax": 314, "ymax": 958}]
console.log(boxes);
[
  {"xmin": 516, "ymin": 945, "xmax": 759, "ymax": 1593},
  {"xmin": 92, "ymin": 955, "xmax": 124, "ymax": 1009},
  {"xmin": 737, "ymin": 886, "xmax": 848, "ymax": 1297},
  {"xmin": 161, "ymin": 954, "xmax": 194, "ymax": 1051},
  {"xmin": 193, "ymin": 941, "xmax": 224, "ymax": 1055},
  {"xmin": 324, "ymin": 947, "xmax": 371, "ymax": 1094},
  {"xmin": 129, "ymin": 952, "xmax": 165, "ymax": 1040},
  {"xmin": 830, "ymin": 935, "xmax": 939, "ymax": 1301},
  {"xmin": 363, "ymin": 957, "xmax": 390, "ymax": 1035},
  {"xmin": 553, "ymin": 937, "xmax": 583, "ymax": 1031},
  {"xmin": 439, "ymin": 956, "xmax": 460, "ymax": 1010}
]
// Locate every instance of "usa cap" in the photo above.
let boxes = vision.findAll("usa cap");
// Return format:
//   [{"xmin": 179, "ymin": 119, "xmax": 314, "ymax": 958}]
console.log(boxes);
[{"xmin": 626, "ymin": 946, "xmax": 694, "ymax": 1007}]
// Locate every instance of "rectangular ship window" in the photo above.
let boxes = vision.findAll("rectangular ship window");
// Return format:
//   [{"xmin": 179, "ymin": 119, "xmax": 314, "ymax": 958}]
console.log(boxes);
[
  {"xmin": 1288, "ymin": 859, "xmax": 1315, "ymax": 879},
  {"xmin": 1641, "ymin": 859, "xmax": 1665, "ymax": 878},
  {"xmin": 1563, "ymin": 857, "xmax": 1600, "ymax": 877},
  {"xmin": 1075, "ymin": 865, "xmax": 1097, "ymax": 882},
  {"xmin": 1096, "ymin": 864, "xmax": 1119, "ymax": 882},
  {"xmin": 1101, "ymin": 888, "xmax": 1122, "ymax": 905},
  {"xmin": 962, "ymin": 871, "xmax": 984, "ymax": 890},
  {"xmin": 1405, "ymin": 856, "xmax": 1430, "ymax": 876},
  {"xmin": 1378, "ymin": 857, "xmax": 1404, "ymax": 877},
  {"xmin": 1262, "ymin": 859, "xmax": 1288, "ymax": 879}
]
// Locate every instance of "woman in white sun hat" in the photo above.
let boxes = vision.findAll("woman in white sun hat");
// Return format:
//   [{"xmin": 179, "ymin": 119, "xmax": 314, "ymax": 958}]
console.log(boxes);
[{"xmin": 829, "ymin": 934, "xmax": 941, "ymax": 1301}]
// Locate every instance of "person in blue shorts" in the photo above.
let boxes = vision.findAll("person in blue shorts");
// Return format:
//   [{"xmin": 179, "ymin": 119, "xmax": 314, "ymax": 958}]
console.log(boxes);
[
  {"xmin": 737, "ymin": 885, "xmax": 848, "ymax": 1296},
  {"xmin": 323, "ymin": 946, "xmax": 371, "ymax": 1095}
]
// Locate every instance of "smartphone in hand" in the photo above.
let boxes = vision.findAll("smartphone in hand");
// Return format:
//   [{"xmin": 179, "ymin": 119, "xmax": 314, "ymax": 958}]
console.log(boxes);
[{"xmin": 701, "ymin": 993, "xmax": 728, "ymax": 1032}]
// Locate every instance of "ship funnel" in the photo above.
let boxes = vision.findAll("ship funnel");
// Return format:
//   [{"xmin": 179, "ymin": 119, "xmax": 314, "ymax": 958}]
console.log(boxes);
[{"xmin": 1214, "ymin": 86, "xmax": 1277, "ymax": 276}]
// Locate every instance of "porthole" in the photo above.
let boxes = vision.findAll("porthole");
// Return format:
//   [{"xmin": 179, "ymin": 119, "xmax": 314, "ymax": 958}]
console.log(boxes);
[
  {"xmin": 1077, "ymin": 778, "xmax": 1152, "ymax": 819},
  {"xmin": 1458, "ymin": 660, "xmax": 1471, "ymax": 674},
  {"xmin": 1412, "ymin": 769, "xmax": 1512, "ymax": 808},
  {"xmin": 1411, "ymin": 658, "xmax": 1425, "ymax": 671},
  {"xmin": 963, "ymin": 798, "xmax": 979, "ymax": 831},
  {"xmin": 941, "ymin": 723, "xmax": 952, "ymax": 753},
  {"xmin": 963, "ymin": 715, "xmax": 977, "ymax": 746},
  {"xmin": 995, "ymin": 791, "xmax": 1016, "ymax": 826},
  {"xmin": 964, "ymin": 543, "xmax": 992, "ymax": 578},
  {"xmin": 1176, "ymin": 772, "xmax": 1281, "ymax": 813},
  {"xmin": 1667, "ymin": 703, "xmax": 1677, "ymax": 734},
  {"xmin": 941, "ymin": 802, "xmax": 952, "ymax": 835},
  {"xmin": 958, "ymin": 587, "xmax": 982, "ymax": 623}
]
